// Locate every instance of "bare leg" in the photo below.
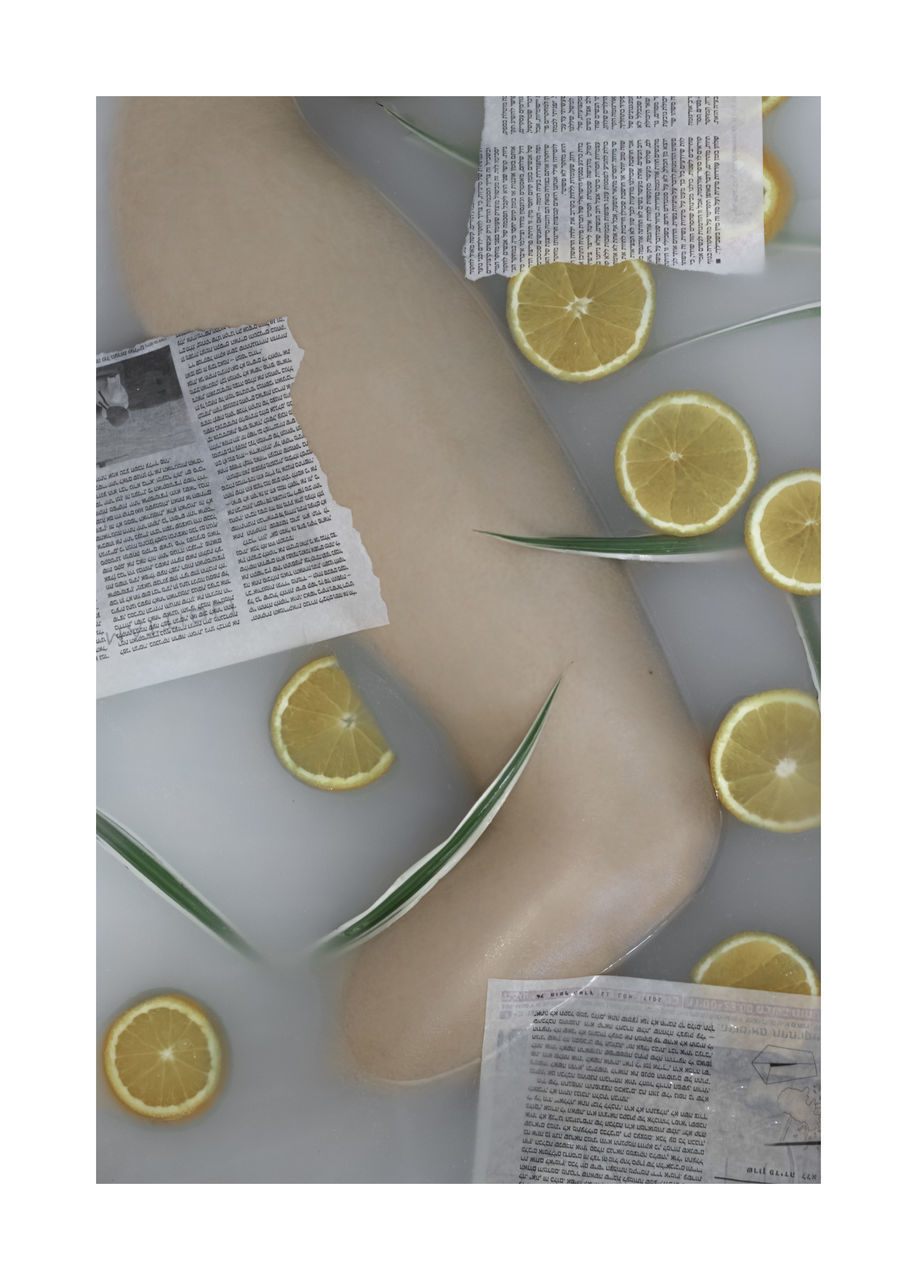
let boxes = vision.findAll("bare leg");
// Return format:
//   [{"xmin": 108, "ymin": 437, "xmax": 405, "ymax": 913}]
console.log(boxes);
[{"xmin": 111, "ymin": 97, "xmax": 720, "ymax": 1082}]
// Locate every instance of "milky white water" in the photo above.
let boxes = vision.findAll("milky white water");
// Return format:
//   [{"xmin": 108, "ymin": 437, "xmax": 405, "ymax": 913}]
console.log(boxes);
[{"xmin": 96, "ymin": 96, "xmax": 819, "ymax": 1182}]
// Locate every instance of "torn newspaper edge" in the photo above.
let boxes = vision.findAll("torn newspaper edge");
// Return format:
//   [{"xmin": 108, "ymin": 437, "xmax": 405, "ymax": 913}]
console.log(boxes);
[
  {"xmin": 96, "ymin": 318, "xmax": 388, "ymax": 698},
  {"xmin": 464, "ymin": 96, "xmax": 765, "ymax": 280},
  {"xmin": 474, "ymin": 974, "xmax": 820, "ymax": 1184}
]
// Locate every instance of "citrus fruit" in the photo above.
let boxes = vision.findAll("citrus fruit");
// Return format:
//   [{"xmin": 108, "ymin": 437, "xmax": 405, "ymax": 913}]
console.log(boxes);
[
  {"xmin": 270, "ymin": 654, "xmax": 394, "ymax": 790},
  {"xmin": 506, "ymin": 261, "xmax": 655, "ymax": 381},
  {"xmin": 691, "ymin": 930, "xmax": 820, "ymax": 995},
  {"xmin": 762, "ymin": 148, "xmax": 794, "ymax": 241},
  {"xmin": 761, "ymin": 96, "xmax": 788, "ymax": 116},
  {"xmin": 710, "ymin": 689, "xmax": 820, "ymax": 832},
  {"xmin": 745, "ymin": 469, "xmax": 820, "ymax": 595},
  {"xmin": 102, "ymin": 993, "xmax": 224, "ymax": 1122},
  {"xmin": 614, "ymin": 391, "xmax": 759, "ymax": 536}
]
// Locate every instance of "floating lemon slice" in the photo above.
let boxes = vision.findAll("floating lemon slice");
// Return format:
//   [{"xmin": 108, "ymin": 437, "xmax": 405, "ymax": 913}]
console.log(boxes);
[
  {"xmin": 506, "ymin": 261, "xmax": 655, "ymax": 382},
  {"xmin": 763, "ymin": 148, "xmax": 794, "ymax": 241},
  {"xmin": 745, "ymin": 469, "xmax": 820, "ymax": 595},
  {"xmin": 614, "ymin": 391, "xmax": 758, "ymax": 536},
  {"xmin": 102, "ymin": 993, "xmax": 224, "ymax": 1122},
  {"xmin": 710, "ymin": 689, "xmax": 820, "ymax": 832},
  {"xmin": 270, "ymin": 655, "xmax": 394, "ymax": 791},
  {"xmin": 761, "ymin": 96, "xmax": 789, "ymax": 117},
  {"xmin": 691, "ymin": 930, "xmax": 819, "ymax": 995}
]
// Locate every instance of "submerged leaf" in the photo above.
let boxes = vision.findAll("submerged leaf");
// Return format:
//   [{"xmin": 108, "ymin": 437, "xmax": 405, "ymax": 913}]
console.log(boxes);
[
  {"xmin": 312, "ymin": 677, "xmax": 562, "ymax": 955},
  {"xmin": 644, "ymin": 303, "xmax": 820, "ymax": 362},
  {"xmin": 476, "ymin": 529, "xmax": 746, "ymax": 562},
  {"xmin": 787, "ymin": 594, "xmax": 821, "ymax": 698},
  {"xmin": 377, "ymin": 102, "xmax": 479, "ymax": 169},
  {"xmin": 97, "ymin": 812, "xmax": 260, "ymax": 960}
]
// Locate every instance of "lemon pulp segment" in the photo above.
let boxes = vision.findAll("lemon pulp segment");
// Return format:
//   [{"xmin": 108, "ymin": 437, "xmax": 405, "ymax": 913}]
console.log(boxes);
[
  {"xmin": 692, "ymin": 930, "xmax": 819, "ymax": 995},
  {"xmin": 270, "ymin": 655, "xmax": 394, "ymax": 790},
  {"xmin": 615, "ymin": 391, "xmax": 758, "ymax": 535},
  {"xmin": 710, "ymin": 689, "xmax": 820, "ymax": 832},
  {"xmin": 507, "ymin": 261, "xmax": 655, "ymax": 381},
  {"xmin": 102, "ymin": 994, "xmax": 223, "ymax": 1121},
  {"xmin": 745, "ymin": 469, "xmax": 820, "ymax": 594}
]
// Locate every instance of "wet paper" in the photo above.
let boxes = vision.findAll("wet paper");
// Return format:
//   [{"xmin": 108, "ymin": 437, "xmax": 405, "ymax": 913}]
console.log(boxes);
[
  {"xmin": 464, "ymin": 96, "xmax": 765, "ymax": 279},
  {"xmin": 474, "ymin": 974, "xmax": 820, "ymax": 1184},
  {"xmin": 96, "ymin": 318, "xmax": 388, "ymax": 697}
]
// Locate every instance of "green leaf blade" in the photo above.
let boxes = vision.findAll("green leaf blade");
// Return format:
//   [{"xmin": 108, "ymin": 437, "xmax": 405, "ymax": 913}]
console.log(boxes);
[
  {"xmin": 644, "ymin": 303, "xmax": 820, "ymax": 362},
  {"xmin": 476, "ymin": 529, "xmax": 746, "ymax": 561},
  {"xmin": 313, "ymin": 677, "xmax": 562, "ymax": 955},
  {"xmin": 377, "ymin": 102, "xmax": 479, "ymax": 170},
  {"xmin": 787, "ymin": 594, "xmax": 821, "ymax": 698},
  {"xmin": 97, "ymin": 812, "xmax": 260, "ymax": 961}
]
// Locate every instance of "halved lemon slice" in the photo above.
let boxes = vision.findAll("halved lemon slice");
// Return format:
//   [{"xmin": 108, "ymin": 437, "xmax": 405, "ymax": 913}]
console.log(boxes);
[
  {"xmin": 745, "ymin": 469, "xmax": 820, "ymax": 595},
  {"xmin": 710, "ymin": 689, "xmax": 820, "ymax": 832},
  {"xmin": 270, "ymin": 655, "xmax": 394, "ymax": 791},
  {"xmin": 506, "ymin": 261, "xmax": 655, "ymax": 381},
  {"xmin": 763, "ymin": 148, "xmax": 794, "ymax": 241},
  {"xmin": 691, "ymin": 931, "xmax": 819, "ymax": 995},
  {"xmin": 761, "ymin": 96, "xmax": 789, "ymax": 117},
  {"xmin": 102, "ymin": 993, "xmax": 224, "ymax": 1122},
  {"xmin": 614, "ymin": 391, "xmax": 759, "ymax": 536}
]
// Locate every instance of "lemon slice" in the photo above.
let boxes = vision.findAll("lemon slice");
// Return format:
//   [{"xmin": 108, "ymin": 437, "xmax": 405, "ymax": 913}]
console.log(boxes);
[
  {"xmin": 761, "ymin": 96, "xmax": 789, "ymax": 117},
  {"xmin": 691, "ymin": 931, "xmax": 819, "ymax": 995},
  {"xmin": 102, "ymin": 994, "xmax": 224, "ymax": 1122},
  {"xmin": 614, "ymin": 391, "xmax": 759, "ymax": 536},
  {"xmin": 270, "ymin": 655, "xmax": 394, "ymax": 791},
  {"xmin": 506, "ymin": 261, "xmax": 655, "ymax": 382},
  {"xmin": 710, "ymin": 688, "xmax": 820, "ymax": 832},
  {"xmin": 763, "ymin": 148, "xmax": 794, "ymax": 241},
  {"xmin": 745, "ymin": 469, "xmax": 820, "ymax": 595}
]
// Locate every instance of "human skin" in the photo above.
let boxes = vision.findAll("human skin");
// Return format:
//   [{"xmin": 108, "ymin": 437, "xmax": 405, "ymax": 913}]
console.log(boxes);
[{"xmin": 111, "ymin": 97, "xmax": 720, "ymax": 1082}]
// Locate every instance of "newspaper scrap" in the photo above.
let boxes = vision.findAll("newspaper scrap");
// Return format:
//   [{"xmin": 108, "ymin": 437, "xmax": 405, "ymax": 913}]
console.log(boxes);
[
  {"xmin": 473, "ymin": 974, "xmax": 820, "ymax": 1184},
  {"xmin": 464, "ymin": 96, "xmax": 765, "ymax": 280},
  {"xmin": 96, "ymin": 318, "xmax": 388, "ymax": 698}
]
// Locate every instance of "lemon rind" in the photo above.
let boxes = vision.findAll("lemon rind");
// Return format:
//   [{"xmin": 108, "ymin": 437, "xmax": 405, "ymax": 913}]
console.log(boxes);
[
  {"xmin": 745, "ymin": 469, "xmax": 821, "ymax": 595},
  {"xmin": 102, "ymin": 994, "xmax": 223, "ymax": 1121},
  {"xmin": 615, "ymin": 391, "xmax": 759, "ymax": 536},
  {"xmin": 272, "ymin": 746, "xmax": 395, "ymax": 792},
  {"xmin": 761, "ymin": 96, "xmax": 789, "ymax": 117},
  {"xmin": 506, "ymin": 261, "xmax": 655, "ymax": 382},
  {"xmin": 269, "ymin": 656, "xmax": 394, "ymax": 791},
  {"xmin": 709, "ymin": 688, "xmax": 820, "ymax": 833},
  {"xmin": 691, "ymin": 930, "xmax": 820, "ymax": 995}
]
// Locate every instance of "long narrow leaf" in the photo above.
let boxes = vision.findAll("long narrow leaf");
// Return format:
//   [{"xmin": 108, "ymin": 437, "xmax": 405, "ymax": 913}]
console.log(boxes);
[
  {"xmin": 787, "ymin": 594, "xmax": 821, "ymax": 698},
  {"xmin": 377, "ymin": 101, "xmax": 479, "ymax": 169},
  {"xmin": 97, "ymin": 812, "xmax": 260, "ymax": 961},
  {"xmin": 313, "ymin": 677, "xmax": 562, "ymax": 956},
  {"xmin": 374, "ymin": 105, "xmax": 823, "ymax": 333},
  {"xmin": 644, "ymin": 303, "xmax": 820, "ymax": 362},
  {"xmin": 477, "ymin": 528, "xmax": 746, "ymax": 562}
]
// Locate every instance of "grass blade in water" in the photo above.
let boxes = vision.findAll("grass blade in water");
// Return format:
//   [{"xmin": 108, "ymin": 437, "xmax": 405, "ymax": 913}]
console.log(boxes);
[
  {"xmin": 644, "ymin": 303, "xmax": 820, "ymax": 362},
  {"xmin": 787, "ymin": 594, "xmax": 821, "ymax": 698},
  {"xmin": 97, "ymin": 812, "xmax": 260, "ymax": 960},
  {"xmin": 476, "ymin": 529, "xmax": 746, "ymax": 563},
  {"xmin": 377, "ymin": 102, "xmax": 479, "ymax": 170},
  {"xmin": 313, "ymin": 678, "xmax": 561, "ymax": 956},
  {"xmin": 373, "ymin": 106, "xmax": 822, "ymax": 363}
]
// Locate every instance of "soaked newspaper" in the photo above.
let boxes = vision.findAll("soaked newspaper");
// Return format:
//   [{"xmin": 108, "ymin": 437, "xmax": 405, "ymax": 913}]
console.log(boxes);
[
  {"xmin": 96, "ymin": 318, "xmax": 388, "ymax": 698},
  {"xmin": 464, "ymin": 96, "xmax": 765, "ymax": 280},
  {"xmin": 474, "ymin": 974, "xmax": 820, "ymax": 1184}
]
